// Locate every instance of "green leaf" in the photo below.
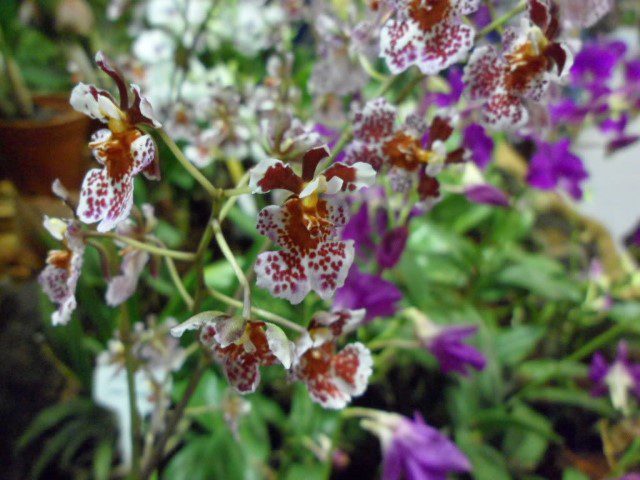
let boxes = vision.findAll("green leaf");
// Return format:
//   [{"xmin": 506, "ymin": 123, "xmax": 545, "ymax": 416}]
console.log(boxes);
[
  {"xmin": 18, "ymin": 400, "xmax": 94, "ymax": 450},
  {"xmin": 517, "ymin": 359, "xmax": 588, "ymax": 382},
  {"xmin": 494, "ymin": 326, "xmax": 545, "ymax": 366},
  {"xmin": 93, "ymin": 441, "xmax": 114, "ymax": 480},
  {"xmin": 562, "ymin": 468, "xmax": 590, "ymax": 480},
  {"xmin": 522, "ymin": 387, "xmax": 616, "ymax": 417},
  {"xmin": 457, "ymin": 430, "xmax": 512, "ymax": 480},
  {"xmin": 496, "ymin": 255, "xmax": 581, "ymax": 301}
]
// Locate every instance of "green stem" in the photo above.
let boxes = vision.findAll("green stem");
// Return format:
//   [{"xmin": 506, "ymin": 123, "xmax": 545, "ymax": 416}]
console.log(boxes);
[
  {"xmin": 191, "ymin": 209, "xmax": 217, "ymax": 311},
  {"xmin": 476, "ymin": 0, "xmax": 526, "ymax": 38},
  {"xmin": 211, "ymin": 220, "xmax": 251, "ymax": 319},
  {"xmin": 163, "ymin": 256, "xmax": 194, "ymax": 309},
  {"xmin": 219, "ymin": 172, "xmax": 249, "ymax": 222},
  {"xmin": 223, "ymin": 185, "xmax": 252, "ymax": 197},
  {"xmin": 119, "ymin": 304, "xmax": 142, "ymax": 478},
  {"xmin": 566, "ymin": 323, "xmax": 627, "ymax": 362},
  {"xmin": 157, "ymin": 129, "xmax": 222, "ymax": 199},
  {"xmin": 140, "ymin": 355, "xmax": 209, "ymax": 480},
  {"xmin": 85, "ymin": 232, "xmax": 196, "ymax": 261},
  {"xmin": 368, "ymin": 338, "xmax": 420, "ymax": 351},
  {"xmin": 342, "ymin": 406, "xmax": 383, "ymax": 419},
  {"xmin": 207, "ymin": 286, "xmax": 305, "ymax": 333}
]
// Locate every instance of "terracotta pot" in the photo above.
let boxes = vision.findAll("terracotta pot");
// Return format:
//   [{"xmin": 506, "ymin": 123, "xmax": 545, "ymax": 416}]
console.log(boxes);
[{"xmin": 0, "ymin": 95, "xmax": 91, "ymax": 196}]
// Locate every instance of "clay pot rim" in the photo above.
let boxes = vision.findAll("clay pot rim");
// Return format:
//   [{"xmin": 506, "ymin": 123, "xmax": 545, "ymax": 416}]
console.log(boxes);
[{"xmin": 0, "ymin": 94, "xmax": 86, "ymax": 129}]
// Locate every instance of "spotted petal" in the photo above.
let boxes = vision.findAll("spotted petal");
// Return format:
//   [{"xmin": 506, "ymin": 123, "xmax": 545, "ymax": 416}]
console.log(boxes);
[
  {"xmin": 307, "ymin": 240, "xmax": 354, "ymax": 301},
  {"xmin": 77, "ymin": 167, "xmax": 134, "ymax": 232},
  {"xmin": 352, "ymin": 98, "xmax": 397, "ymax": 144},
  {"xmin": 255, "ymin": 249, "xmax": 311, "ymax": 305},
  {"xmin": 296, "ymin": 342, "xmax": 373, "ymax": 409},
  {"xmin": 308, "ymin": 309, "xmax": 366, "ymax": 345},
  {"xmin": 130, "ymin": 134, "xmax": 157, "ymax": 175},
  {"xmin": 249, "ymin": 158, "xmax": 303, "ymax": 194},
  {"xmin": 322, "ymin": 162, "xmax": 377, "ymax": 193}
]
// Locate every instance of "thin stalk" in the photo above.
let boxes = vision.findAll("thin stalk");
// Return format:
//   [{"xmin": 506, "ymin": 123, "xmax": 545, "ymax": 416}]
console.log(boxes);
[
  {"xmin": 119, "ymin": 304, "xmax": 142, "ymax": 477},
  {"xmin": 85, "ymin": 232, "xmax": 196, "ymax": 261},
  {"xmin": 342, "ymin": 406, "xmax": 384, "ymax": 419},
  {"xmin": 476, "ymin": 0, "xmax": 526, "ymax": 38},
  {"xmin": 140, "ymin": 355, "xmax": 209, "ymax": 480},
  {"xmin": 368, "ymin": 338, "xmax": 420, "ymax": 351},
  {"xmin": 191, "ymin": 209, "xmax": 216, "ymax": 312},
  {"xmin": 566, "ymin": 323, "xmax": 627, "ymax": 362},
  {"xmin": 207, "ymin": 286, "xmax": 305, "ymax": 333},
  {"xmin": 212, "ymin": 220, "xmax": 251, "ymax": 319},
  {"xmin": 157, "ymin": 129, "xmax": 222, "ymax": 199},
  {"xmin": 164, "ymin": 256, "xmax": 194, "ymax": 309},
  {"xmin": 224, "ymin": 185, "xmax": 252, "ymax": 197},
  {"xmin": 220, "ymin": 173, "xmax": 250, "ymax": 222}
]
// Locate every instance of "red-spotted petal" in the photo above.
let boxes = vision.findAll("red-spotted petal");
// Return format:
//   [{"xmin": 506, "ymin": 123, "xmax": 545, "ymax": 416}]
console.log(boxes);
[
  {"xmin": 77, "ymin": 168, "xmax": 134, "ymax": 232},
  {"xmin": 322, "ymin": 162, "xmax": 376, "ymax": 193},
  {"xmin": 452, "ymin": 0, "xmax": 481, "ymax": 15},
  {"xmin": 352, "ymin": 98, "xmax": 397, "ymax": 144},
  {"xmin": 130, "ymin": 134, "xmax": 157, "ymax": 175},
  {"xmin": 463, "ymin": 45, "xmax": 504, "ymax": 101},
  {"xmin": 295, "ymin": 342, "xmax": 373, "ymax": 409},
  {"xmin": 221, "ymin": 351, "xmax": 262, "ymax": 394},
  {"xmin": 255, "ymin": 249, "xmax": 311, "ymax": 305},
  {"xmin": 308, "ymin": 309, "xmax": 366, "ymax": 345},
  {"xmin": 250, "ymin": 158, "xmax": 303, "ymax": 194},
  {"xmin": 344, "ymin": 141, "xmax": 386, "ymax": 171},
  {"xmin": 559, "ymin": 0, "xmax": 612, "ymax": 28},
  {"xmin": 482, "ymin": 93, "xmax": 529, "ymax": 130},
  {"xmin": 307, "ymin": 240, "xmax": 354, "ymax": 301}
]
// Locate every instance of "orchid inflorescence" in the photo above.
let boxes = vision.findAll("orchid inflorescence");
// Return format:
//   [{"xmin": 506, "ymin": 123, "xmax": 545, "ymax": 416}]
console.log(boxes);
[{"xmin": 36, "ymin": 0, "xmax": 638, "ymax": 477}]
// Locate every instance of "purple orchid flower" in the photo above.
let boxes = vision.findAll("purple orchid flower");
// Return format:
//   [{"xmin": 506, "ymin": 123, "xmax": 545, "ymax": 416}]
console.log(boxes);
[
  {"xmin": 377, "ymin": 227, "xmax": 409, "ymax": 269},
  {"xmin": 590, "ymin": 342, "xmax": 640, "ymax": 414},
  {"xmin": 463, "ymin": 123, "xmax": 494, "ymax": 169},
  {"xmin": 527, "ymin": 139, "xmax": 589, "ymax": 200},
  {"xmin": 571, "ymin": 40, "xmax": 627, "ymax": 90},
  {"xmin": 465, "ymin": 184, "xmax": 509, "ymax": 207},
  {"xmin": 374, "ymin": 412, "xmax": 472, "ymax": 480},
  {"xmin": 410, "ymin": 309, "xmax": 486, "ymax": 375},
  {"xmin": 334, "ymin": 265, "xmax": 402, "ymax": 322}
]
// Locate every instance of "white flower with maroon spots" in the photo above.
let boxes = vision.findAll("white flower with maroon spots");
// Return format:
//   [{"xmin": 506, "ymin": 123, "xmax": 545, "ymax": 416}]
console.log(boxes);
[
  {"xmin": 71, "ymin": 51, "xmax": 162, "ymax": 233},
  {"xmin": 380, "ymin": 0, "xmax": 480, "ymax": 75},
  {"xmin": 171, "ymin": 312, "xmax": 294, "ymax": 394},
  {"xmin": 345, "ymin": 98, "xmax": 466, "ymax": 202},
  {"xmin": 105, "ymin": 204, "xmax": 157, "ymax": 307},
  {"xmin": 292, "ymin": 309, "xmax": 372, "ymax": 409},
  {"xmin": 463, "ymin": 0, "xmax": 573, "ymax": 130},
  {"xmin": 557, "ymin": 0, "xmax": 613, "ymax": 28},
  {"xmin": 38, "ymin": 218, "xmax": 86, "ymax": 325},
  {"xmin": 249, "ymin": 146, "xmax": 376, "ymax": 304}
]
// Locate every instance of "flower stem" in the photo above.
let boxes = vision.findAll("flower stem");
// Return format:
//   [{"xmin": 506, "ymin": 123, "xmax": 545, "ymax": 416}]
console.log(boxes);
[
  {"xmin": 566, "ymin": 323, "xmax": 628, "ymax": 362},
  {"xmin": 368, "ymin": 338, "xmax": 420, "ymax": 351},
  {"xmin": 207, "ymin": 286, "xmax": 306, "ymax": 333},
  {"xmin": 140, "ymin": 355, "xmax": 210, "ymax": 480},
  {"xmin": 342, "ymin": 406, "xmax": 383, "ymax": 419},
  {"xmin": 119, "ymin": 304, "xmax": 142, "ymax": 477},
  {"xmin": 86, "ymin": 232, "xmax": 196, "ymax": 261},
  {"xmin": 163, "ymin": 256, "xmax": 194, "ymax": 309},
  {"xmin": 157, "ymin": 128, "xmax": 222, "ymax": 199},
  {"xmin": 476, "ymin": 0, "xmax": 527, "ymax": 38},
  {"xmin": 211, "ymin": 220, "xmax": 252, "ymax": 319}
]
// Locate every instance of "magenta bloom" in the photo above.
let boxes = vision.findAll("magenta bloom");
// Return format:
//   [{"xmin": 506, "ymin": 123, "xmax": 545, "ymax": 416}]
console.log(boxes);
[
  {"xmin": 463, "ymin": 123, "xmax": 493, "ymax": 169},
  {"xmin": 427, "ymin": 325, "xmax": 486, "ymax": 375},
  {"xmin": 382, "ymin": 413, "xmax": 471, "ymax": 480},
  {"xmin": 465, "ymin": 184, "xmax": 509, "ymax": 207},
  {"xmin": 527, "ymin": 139, "xmax": 588, "ymax": 200},
  {"xmin": 334, "ymin": 265, "xmax": 402, "ymax": 322}
]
